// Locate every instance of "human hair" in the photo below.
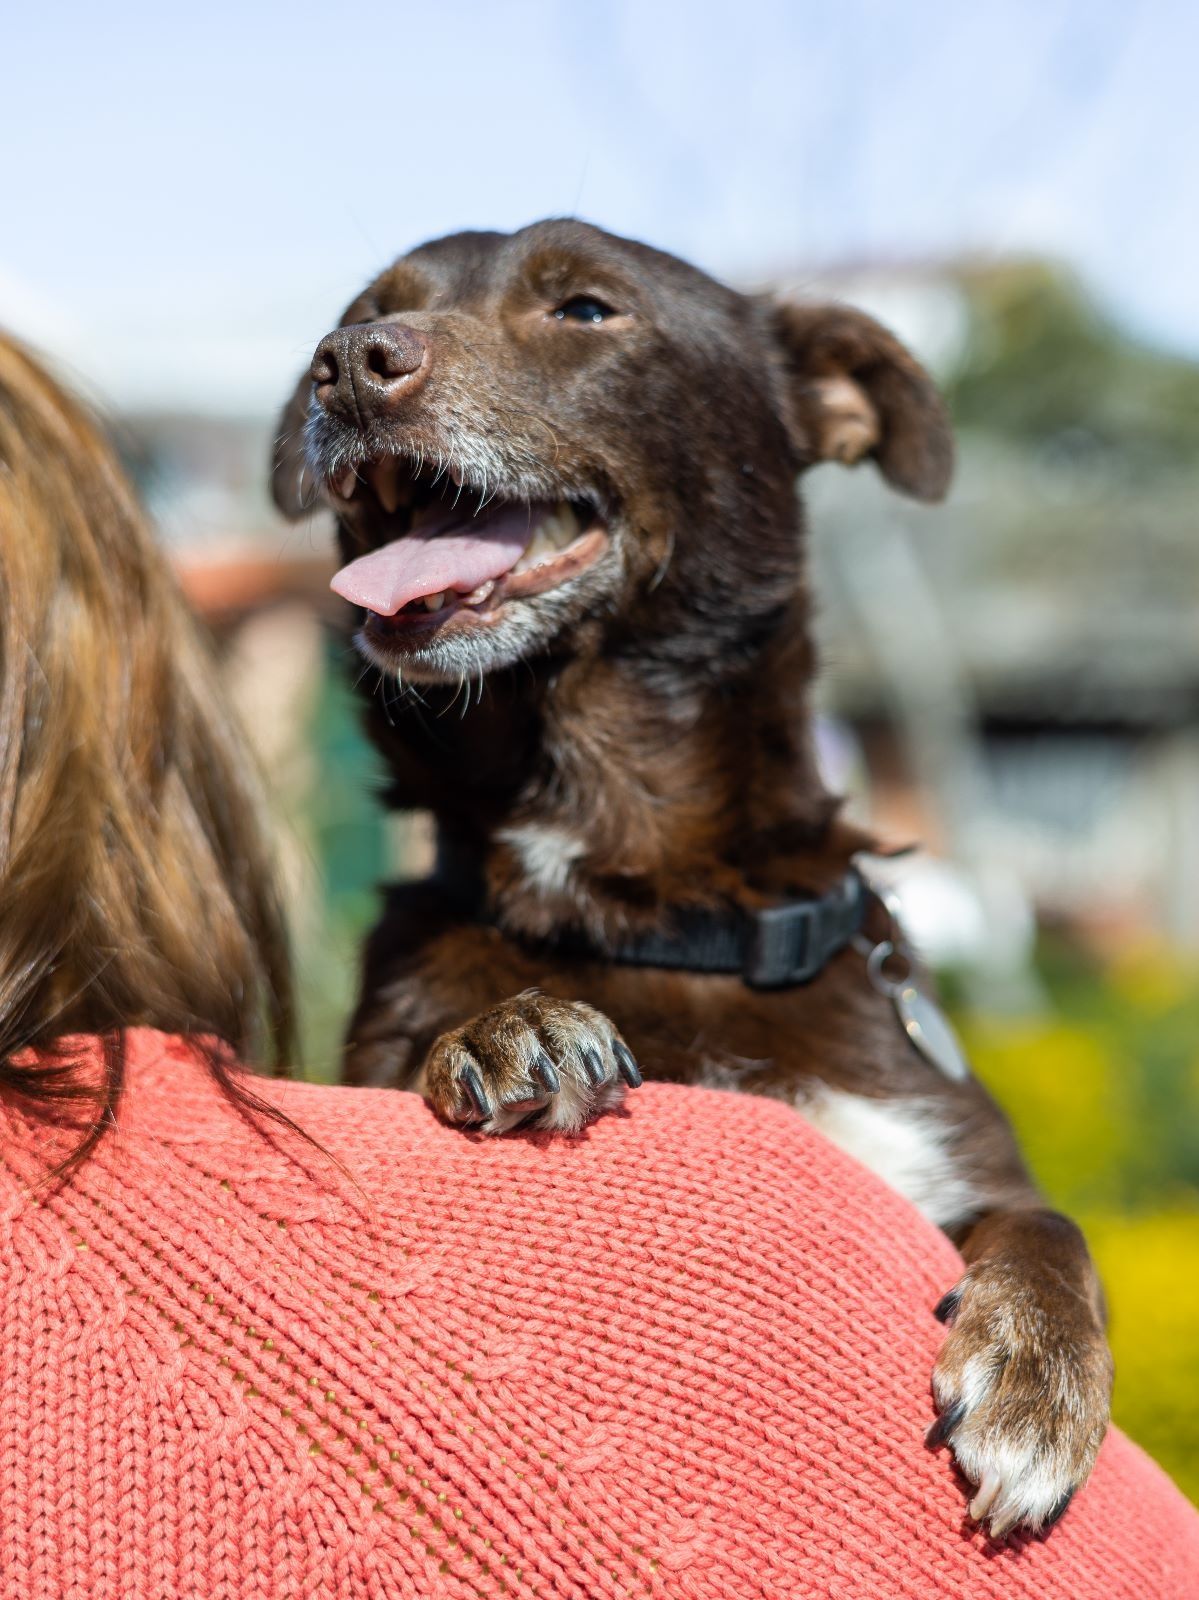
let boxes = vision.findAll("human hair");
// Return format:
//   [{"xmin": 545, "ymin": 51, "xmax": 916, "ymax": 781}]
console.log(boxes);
[{"xmin": 0, "ymin": 331, "xmax": 295, "ymax": 1166}]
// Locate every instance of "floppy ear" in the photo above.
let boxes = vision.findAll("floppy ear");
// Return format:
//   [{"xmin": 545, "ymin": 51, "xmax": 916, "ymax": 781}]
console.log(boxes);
[
  {"xmin": 770, "ymin": 301, "xmax": 953, "ymax": 503},
  {"xmin": 270, "ymin": 370, "xmax": 318, "ymax": 520}
]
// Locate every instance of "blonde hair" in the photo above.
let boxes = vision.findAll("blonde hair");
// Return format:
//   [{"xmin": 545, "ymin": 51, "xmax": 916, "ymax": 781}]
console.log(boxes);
[{"xmin": 0, "ymin": 332, "xmax": 294, "ymax": 1164}]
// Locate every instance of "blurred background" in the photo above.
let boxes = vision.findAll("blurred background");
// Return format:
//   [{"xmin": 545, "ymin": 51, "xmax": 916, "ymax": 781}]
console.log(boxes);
[{"xmin": 3, "ymin": 0, "xmax": 1196, "ymax": 1500}]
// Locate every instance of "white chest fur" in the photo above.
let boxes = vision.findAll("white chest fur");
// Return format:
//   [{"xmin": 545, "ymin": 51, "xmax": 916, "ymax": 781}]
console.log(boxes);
[
  {"xmin": 794, "ymin": 1086, "xmax": 977, "ymax": 1231},
  {"xmin": 499, "ymin": 823, "xmax": 586, "ymax": 897}
]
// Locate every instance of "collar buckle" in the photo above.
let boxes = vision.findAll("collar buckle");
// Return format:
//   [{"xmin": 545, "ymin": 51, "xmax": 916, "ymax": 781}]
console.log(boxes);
[
  {"xmin": 742, "ymin": 873, "xmax": 865, "ymax": 988},
  {"xmin": 744, "ymin": 903, "xmax": 820, "ymax": 987}
]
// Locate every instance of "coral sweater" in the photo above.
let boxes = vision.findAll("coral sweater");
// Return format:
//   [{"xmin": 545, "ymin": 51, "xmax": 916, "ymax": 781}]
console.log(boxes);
[{"xmin": 1, "ymin": 1030, "xmax": 1196, "ymax": 1599}]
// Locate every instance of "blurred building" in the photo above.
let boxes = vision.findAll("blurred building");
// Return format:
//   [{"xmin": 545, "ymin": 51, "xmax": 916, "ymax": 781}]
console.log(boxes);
[{"xmin": 802, "ymin": 259, "xmax": 1199, "ymax": 957}]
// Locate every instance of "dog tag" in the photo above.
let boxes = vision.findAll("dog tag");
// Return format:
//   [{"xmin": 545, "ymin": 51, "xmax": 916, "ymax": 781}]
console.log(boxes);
[{"xmin": 893, "ymin": 983, "xmax": 971, "ymax": 1082}]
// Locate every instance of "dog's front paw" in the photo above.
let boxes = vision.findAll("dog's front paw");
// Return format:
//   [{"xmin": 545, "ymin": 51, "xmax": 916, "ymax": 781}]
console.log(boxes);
[
  {"xmin": 421, "ymin": 989, "xmax": 641, "ymax": 1134},
  {"xmin": 928, "ymin": 1261, "xmax": 1113, "ymax": 1539}
]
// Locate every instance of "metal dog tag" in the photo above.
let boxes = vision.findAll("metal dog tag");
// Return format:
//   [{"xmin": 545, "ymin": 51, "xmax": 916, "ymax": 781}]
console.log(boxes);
[
  {"xmin": 893, "ymin": 982, "xmax": 971, "ymax": 1082},
  {"xmin": 860, "ymin": 934, "xmax": 972, "ymax": 1083}
]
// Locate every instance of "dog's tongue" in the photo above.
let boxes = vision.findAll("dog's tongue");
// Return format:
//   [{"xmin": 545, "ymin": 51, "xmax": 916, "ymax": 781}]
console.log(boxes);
[{"xmin": 331, "ymin": 504, "xmax": 537, "ymax": 615}]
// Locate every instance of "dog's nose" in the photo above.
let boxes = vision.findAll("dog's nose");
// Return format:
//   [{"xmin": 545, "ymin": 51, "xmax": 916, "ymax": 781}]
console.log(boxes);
[{"xmin": 310, "ymin": 323, "xmax": 429, "ymax": 423}]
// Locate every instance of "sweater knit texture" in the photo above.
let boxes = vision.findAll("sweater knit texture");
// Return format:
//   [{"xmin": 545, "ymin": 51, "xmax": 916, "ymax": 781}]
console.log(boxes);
[{"xmin": 0, "ymin": 1030, "xmax": 1195, "ymax": 1600}]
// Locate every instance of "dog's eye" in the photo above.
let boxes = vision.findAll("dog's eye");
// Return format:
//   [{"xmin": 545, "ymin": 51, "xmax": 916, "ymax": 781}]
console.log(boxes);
[{"xmin": 553, "ymin": 296, "xmax": 617, "ymax": 325}]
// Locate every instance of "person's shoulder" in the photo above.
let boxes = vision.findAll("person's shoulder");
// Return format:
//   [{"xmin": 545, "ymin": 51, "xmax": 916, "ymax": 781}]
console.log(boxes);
[{"xmin": 117, "ymin": 1030, "xmax": 948, "ymax": 1237}]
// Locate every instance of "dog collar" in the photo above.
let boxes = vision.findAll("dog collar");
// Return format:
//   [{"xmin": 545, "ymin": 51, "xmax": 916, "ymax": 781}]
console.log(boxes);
[
  {"xmin": 439, "ymin": 836, "xmax": 867, "ymax": 990},
  {"xmin": 599, "ymin": 869, "xmax": 866, "ymax": 989}
]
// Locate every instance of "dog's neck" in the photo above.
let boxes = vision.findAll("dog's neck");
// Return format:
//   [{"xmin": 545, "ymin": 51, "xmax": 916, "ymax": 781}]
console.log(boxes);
[{"xmin": 364, "ymin": 596, "xmax": 857, "ymax": 940}]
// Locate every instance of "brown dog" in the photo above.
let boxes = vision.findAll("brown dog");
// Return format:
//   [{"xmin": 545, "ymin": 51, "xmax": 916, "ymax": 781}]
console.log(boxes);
[{"xmin": 272, "ymin": 219, "xmax": 1112, "ymax": 1539}]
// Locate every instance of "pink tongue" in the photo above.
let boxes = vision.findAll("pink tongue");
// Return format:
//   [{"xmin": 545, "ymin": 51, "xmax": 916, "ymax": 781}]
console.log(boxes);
[{"xmin": 331, "ymin": 504, "xmax": 538, "ymax": 615}]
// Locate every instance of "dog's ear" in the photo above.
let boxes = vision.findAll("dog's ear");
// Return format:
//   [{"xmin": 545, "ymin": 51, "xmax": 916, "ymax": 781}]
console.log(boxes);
[
  {"xmin": 270, "ymin": 370, "xmax": 318, "ymax": 521},
  {"xmin": 769, "ymin": 301, "xmax": 953, "ymax": 502}
]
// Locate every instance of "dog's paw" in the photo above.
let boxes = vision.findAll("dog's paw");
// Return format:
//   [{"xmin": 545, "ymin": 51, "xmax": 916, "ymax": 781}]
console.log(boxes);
[
  {"xmin": 927, "ymin": 1261, "xmax": 1113, "ymax": 1539},
  {"xmin": 421, "ymin": 989, "xmax": 641, "ymax": 1135}
]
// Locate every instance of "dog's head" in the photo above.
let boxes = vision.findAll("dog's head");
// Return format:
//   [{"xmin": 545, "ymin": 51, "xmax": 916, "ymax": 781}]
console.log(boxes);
[{"xmin": 273, "ymin": 219, "xmax": 951, "ymax": 685}]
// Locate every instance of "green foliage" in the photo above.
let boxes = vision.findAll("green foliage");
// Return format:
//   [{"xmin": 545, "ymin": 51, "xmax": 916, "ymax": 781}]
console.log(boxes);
[
  {"xmin": 943, "ymin": 260, "xmax": 1199, "ymax": 474},
  {"xmin": 292, "ymin": 641, "xmax": 387, "ymax": 1079},
  {"xmin": 956, "ymin": 941, "xmax": 1199, "ymax": 1504}
]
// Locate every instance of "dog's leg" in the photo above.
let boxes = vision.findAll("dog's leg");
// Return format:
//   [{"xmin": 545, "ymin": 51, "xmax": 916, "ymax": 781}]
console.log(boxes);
[
  {"xmin": 927, "ymin": 1206, "xmax": 1113, "ymax": 1538},
  {"xmin": 417, "ymin": 989, "xmax": 641, "ymax": 1135}
]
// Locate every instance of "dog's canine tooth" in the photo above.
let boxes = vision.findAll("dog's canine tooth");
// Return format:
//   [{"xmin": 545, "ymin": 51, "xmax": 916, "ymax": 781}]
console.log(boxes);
[
  {"xmin": 524, "ymin": 501, "xmax": 578, "ymax": 556},
  {"xmin": 544, "ymin": 501, "xmax": 580, "ymax": 548},
  {"xmin": 337, "ymin": 469, "xmax": 357, "ymax": 500},
  {"xmin": 510, "ymin": 501, "xmax": 583, "ymax": 575},
  {"xmin": 423, "ymin": 591, "xmax": 446, "ymax": 612},
  {"xmin": 373, "ymin": 458, "xmax": 400, "ymax": 514}
]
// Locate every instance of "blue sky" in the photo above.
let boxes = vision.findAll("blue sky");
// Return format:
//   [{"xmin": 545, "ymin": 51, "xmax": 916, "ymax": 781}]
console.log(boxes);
[{"xmin": 1, "ymin": 0, "xmax": 1194, "ymax": 411}]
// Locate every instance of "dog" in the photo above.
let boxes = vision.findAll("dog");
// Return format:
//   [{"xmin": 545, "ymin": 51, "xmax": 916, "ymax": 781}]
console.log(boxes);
[{"xmin": 272, "ymin": 219, "xmax": 1113, "ymax": 1539}]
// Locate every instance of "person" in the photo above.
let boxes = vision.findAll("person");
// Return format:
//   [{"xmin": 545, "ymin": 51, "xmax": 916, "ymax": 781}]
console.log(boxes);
[
  {"xmin": 0, "ymin": 332, "xmax": 293, "ymax": 1162},
  {"xmin": 0, "ymin": 330, "xmax": 1196, "ymax": 1600}
]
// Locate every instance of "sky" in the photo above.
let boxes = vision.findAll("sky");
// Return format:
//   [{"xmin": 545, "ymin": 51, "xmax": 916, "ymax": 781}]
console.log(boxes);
[{"xmin": 1, "ymin": 0, "xmax": 1195, "ymax": 414}]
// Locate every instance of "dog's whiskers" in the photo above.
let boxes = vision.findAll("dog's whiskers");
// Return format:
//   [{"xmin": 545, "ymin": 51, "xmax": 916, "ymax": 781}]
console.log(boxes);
[
  {"xmin": 371, "ymin": 668, "xmax": 393, "ymax": 727},
  {"xmin": 648, "ymin": 529, "xmax": 676, "ymax": 592}
]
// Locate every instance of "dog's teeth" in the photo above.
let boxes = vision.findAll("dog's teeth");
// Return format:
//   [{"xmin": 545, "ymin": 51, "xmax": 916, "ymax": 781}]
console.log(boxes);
[
  {"xmin": 514, "ymin": 530, "xmax": 560, "ymax": 574},
  {"xmin": 511, "ymin": 501, "xmax": 582, "ymax": 573},
  {"xmin": 542, "ymin": 502, "xmax": 580, "ymax": 548},
  {"xmin": 463, "ymin": 580, "xmax": 495, "ymax": 605},
  {"xmin": 337, "ymin": 469, "xmax": 357, "ymax": 500},
  {"xmin": 373, "ymin": 458, "xmax": 400, "ymax": 514},
  {"xmin": 423, "ymin": 591, "xmax": 446, "ymax": 612}
]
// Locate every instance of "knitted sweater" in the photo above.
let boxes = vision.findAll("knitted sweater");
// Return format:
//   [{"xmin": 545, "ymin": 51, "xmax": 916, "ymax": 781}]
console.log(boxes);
[{"xmin": 0, "ymin": 1031, "xmax": 1195, "ymax": 1600}]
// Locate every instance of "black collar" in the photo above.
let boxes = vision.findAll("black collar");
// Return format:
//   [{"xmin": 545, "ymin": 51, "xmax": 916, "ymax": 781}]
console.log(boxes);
[
  {"xmin": 470, "ymin": 868, "xmax": 866, "ymax": 991},
  {"xmin": 599, "ymin": 870, "xmax": 866, "ymax": 989}
]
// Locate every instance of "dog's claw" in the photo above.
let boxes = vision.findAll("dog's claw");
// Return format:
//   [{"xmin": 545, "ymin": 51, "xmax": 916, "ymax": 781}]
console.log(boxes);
[
  {"xmin": 614, "ymin": 1042, "xmax": 642, "ymax": 1087},
  {"xmin": 969, "ymin": 1469, "xmax": 1003, "ymax": 1525},
  {"xmin": 531, "ymin": 1048, "xmax": 561, "ymax": 1093},
  {"xmin": 1042, "ymin": 1488, "xmax": 1075, "ymax": 1531},
  {"xmin": 926, "ymin": 1399, "xmax": 966, "ymax": 1449},
  {"xmin": 934, "ymin": 1287, "xmax": 962, "ymax": 1324},
  {"xmin": 580, "ymin": 1044, "xmax": 606, "ymax": 1087},
  {"xmin": 460, "ymin": 1064, "xmax": 492, "ymax": 1120}
]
